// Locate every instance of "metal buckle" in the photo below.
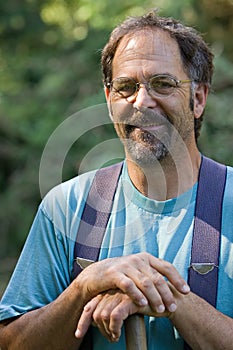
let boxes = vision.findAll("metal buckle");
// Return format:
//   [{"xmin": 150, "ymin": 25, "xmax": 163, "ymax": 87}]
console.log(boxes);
[
  {"xmin": 76, "ymin": 257, "xmax": 95, "ymax": 270},
  {"xmin": 190, "ymin": 263, "xmax": 218, "ymax": 275}
]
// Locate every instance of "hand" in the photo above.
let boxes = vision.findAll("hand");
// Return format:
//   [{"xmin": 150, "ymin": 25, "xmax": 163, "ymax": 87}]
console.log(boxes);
[
  {"xmin": 76, "ymin": 252, "xmax": 190, "ymax": 309},
  {"xmin": 75, "ymin": 289, "xmax": 171, "ymax": 342}
]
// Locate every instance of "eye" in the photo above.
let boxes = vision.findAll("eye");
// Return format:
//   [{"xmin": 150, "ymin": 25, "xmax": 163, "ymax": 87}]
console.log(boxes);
[
  {"xmin": 112, "ymin": 78, "xmax": 136, "ymax": 97},
  {"xmin": 150, "ymin": 76, "xmax": 177, "ymax": 95},
  {"xmin": 118, "ymin": 83, "xmax": 134, "ymax": 92}
]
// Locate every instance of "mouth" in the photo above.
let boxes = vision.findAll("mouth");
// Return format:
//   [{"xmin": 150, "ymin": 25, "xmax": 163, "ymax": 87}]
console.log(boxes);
[
  {"xmin": 115, "ymin": 107, "xmax": 171, "ymax": 146},
  {"xmin": 121, "ymin": 125, "xmax": 164, "ymax": 151},
  {"xmin": 125, "ymin": 124, "xmax": 165, "ymax": 139},
  {"xmin": 140, "ymin": 125, "xmax": 165, "ymax": 134}
]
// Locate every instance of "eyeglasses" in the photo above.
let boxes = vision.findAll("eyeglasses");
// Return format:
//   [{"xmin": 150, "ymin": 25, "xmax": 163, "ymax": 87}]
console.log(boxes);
[{"xmin": 107, "ymin": 74, "xmax": 193, "ymax": 98}]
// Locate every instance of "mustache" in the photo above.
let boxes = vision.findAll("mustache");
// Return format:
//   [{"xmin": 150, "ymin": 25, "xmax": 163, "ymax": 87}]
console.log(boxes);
[{"xmin": 114, "ymin": 105, "xmax": 172, "ymax": 128}]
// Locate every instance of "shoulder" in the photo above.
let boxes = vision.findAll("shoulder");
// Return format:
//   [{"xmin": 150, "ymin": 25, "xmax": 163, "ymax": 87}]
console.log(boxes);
[
  {"xmin": 43, "ymin": 162, "xmax": 124, "ymax": 209},
  {"xmin": 39, "ymin": 170, "xmax": 97, "ymax": 231},
  {"xmin": 203, "ymin": 157, "xmax": 233, "ymax": 197},
  {"xmin": 226, "ymin": 165, "xmax": 233, "ymax": 180},
  {"xmin": 39, "ymin": 162, "xmax": 124, "ymax": 234},
  {"xmin": 220, "ymin": 166, "xmax": 233, "ymax": 242},
  {"xmin": 224, "ymin": 165, "xmax": 233, "ymax": 200}
]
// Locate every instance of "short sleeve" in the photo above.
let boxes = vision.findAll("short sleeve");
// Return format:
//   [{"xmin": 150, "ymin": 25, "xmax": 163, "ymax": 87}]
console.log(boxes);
[{"xmin": 0, "ymin": 205, "xmax": 72, "ymax": 321}]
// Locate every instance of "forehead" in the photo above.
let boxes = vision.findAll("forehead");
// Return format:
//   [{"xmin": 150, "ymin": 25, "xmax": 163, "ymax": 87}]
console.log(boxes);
[{"xmin": 112, "ymin": 28, "xmax": 184, "ymax": 77}]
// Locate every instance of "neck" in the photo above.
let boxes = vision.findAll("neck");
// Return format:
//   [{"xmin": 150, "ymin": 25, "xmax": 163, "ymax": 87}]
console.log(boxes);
[{"xmin": 126, "ymin": 147, "xmax": 201, "ymax": 201}]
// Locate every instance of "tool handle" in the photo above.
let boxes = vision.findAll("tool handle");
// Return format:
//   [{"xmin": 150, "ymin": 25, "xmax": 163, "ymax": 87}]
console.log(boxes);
[{"xmin": 125, "ymin": 314, "xmax": 147, "ymax": 350}]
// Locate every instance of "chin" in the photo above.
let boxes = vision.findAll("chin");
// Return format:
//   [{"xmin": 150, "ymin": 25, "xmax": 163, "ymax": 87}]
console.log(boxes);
[{"xmin": 125, "ymin": 139, "xmax": 169, "ymax": 167}]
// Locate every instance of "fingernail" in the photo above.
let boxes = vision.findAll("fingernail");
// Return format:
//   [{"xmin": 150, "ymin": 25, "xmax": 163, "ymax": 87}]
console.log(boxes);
[
  {"xmin": 168, "ymin": 303, "xmax": 177, "ymax": 312},
  {"xmin": 111, "ymin": 334, "xmax": 118, "ymax": 341},
  {"xmin": 156, "ymin": 304, "xmax": 165, "ymax": 313},
  {"xmin": 75, "ymin": 329, "xmax": 81, "ymax": 338},
  {"xmin": 139, "ymin": 298, "xmax": 148, "ymax": 306},
  {"xmin": 84, "ymin": 304, "xmax": 91, "ymax": 311},
  {"xmin": 182, "ymin": 284, "xmax": 190, "ymax": 293}
]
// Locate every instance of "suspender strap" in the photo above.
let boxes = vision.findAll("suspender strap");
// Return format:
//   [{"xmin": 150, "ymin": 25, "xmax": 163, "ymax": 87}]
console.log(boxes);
[
  {"xmin": 73, "ymin": 162, "xmax": 123, "ymax": 278},
  {"xmin": 184, "ymin": 156, "xmax": 227, "ymax": 350},
  {"xmin": 73, "ymin": 162, "xmax": 123, "ymax": 350},
  {"xmin": 189, "ymin": 156, "xmax": 226, "ymax": 305}
]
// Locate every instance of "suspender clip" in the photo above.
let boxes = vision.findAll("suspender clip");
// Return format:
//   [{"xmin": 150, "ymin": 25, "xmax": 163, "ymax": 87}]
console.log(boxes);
[
  {"xmin": 190, "ymin": 263, "xmax": 218, "ymax": 275},
  {"xmin": 76, "ymin": 257, "xmax": 95, "ymax": 270}
]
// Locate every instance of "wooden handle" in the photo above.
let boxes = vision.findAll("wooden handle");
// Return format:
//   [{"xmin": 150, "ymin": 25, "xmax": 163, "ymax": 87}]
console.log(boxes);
[{"xmin": 125, "ymin": 314, "xmax": 147, "ymax": 350}]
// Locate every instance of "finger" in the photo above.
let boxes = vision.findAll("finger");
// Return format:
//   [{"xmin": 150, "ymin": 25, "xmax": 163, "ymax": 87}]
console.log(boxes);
[
  {"xmin": 92, "ymin": 291, "xmax": 125, "ymax": 341},
  {"xmin": 151, "ymin": 274, "xmax": 177, "ymax": 312},
  {"xmin": 93, "ymin": 307, "xmax": 112, "ymax": 341},
  {"xmin": 120, "ymin": 271, "xmax": 177, "ymax": 314},
  {"xmin": 111, "ymin": 274, "xmax": 148, "ymax": 307},
  {"xmin": 109, "ymin": 299, "xmax": 138, "ymax": 341},
  {"xmin": 75, "ymin": 296, "xmax": 101, "ymax": 338},
  {"xmin": 149, "ymin": 256, "xmax": 190, "ymax": 294}
]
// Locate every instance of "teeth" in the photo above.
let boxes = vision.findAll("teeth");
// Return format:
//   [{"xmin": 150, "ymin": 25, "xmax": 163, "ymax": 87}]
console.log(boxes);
[
  {"xmin": 141, "ymin": 130, "xmax": 155, "ymax": 143},
  {"xmin": 142, "ymin": 125, "xmax": 162, "ymax": 132}
]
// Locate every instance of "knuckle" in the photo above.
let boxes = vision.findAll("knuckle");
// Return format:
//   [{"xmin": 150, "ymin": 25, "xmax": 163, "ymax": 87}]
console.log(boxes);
[
  {"xmin": 106, "ymin": 265, "xmax": 116, "ymax": 277},
  {"xmin": 142, "ymin": 252, "xmax": 150, "ymax": 259},
  {"xmin": 153, "ymin": 274, "xmax": 165, "ymax": 286},
  {"xmin": 111, "ymin": 309, "xmax": 122, "ymax": 323},
  {"xmin": 137, "ymin": 252, "xmax": 150, "ymax": 262},
  {"xmin": 128, "ymin": 254, "xmax": 140, "ymax": 265},
  {"xmin": 118, "ymin": 277, "xmax": 133, "ymax": 292},
  {"xmin": 93, "ymin": 311, "xmax": 102, "ymax": 324},
  {"xmin": 121, "ymin": 261, "xmax": 130, "ymax": 270},
  {"xmin": 141, "ymin": 276, "xmax": 152, "ymax": 289},
  {"xmin": 101, "ymin": 311, "xmax": 110, "ymax": 321}
]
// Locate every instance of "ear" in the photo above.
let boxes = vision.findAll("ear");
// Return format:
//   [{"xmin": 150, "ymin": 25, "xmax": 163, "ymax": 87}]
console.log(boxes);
[
  {"xmin": 104, "ymin": 86, "xmax": 114, "ymax": 121},
  {"xmin": 193, "ymin": 84, "xmax": 209, "ymax": 119},
  {"xmin": 104, "ymin": 86, "xmax": 110, "ymax": 102}
]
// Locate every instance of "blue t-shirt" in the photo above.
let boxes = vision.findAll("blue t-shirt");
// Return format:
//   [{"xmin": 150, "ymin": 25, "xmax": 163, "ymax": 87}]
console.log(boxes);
[{"xmin": 1, "ymin": 161, "xmax": 233, "ymax": 350}]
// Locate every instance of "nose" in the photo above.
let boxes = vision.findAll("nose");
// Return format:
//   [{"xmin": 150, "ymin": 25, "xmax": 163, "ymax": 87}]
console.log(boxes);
[{"xmin": 128, "ymin": 83, "xmax": 158, "ymax": 109}]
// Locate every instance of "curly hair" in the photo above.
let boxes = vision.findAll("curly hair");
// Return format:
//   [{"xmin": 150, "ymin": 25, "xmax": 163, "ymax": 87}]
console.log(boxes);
[{"xmin": 101, "ymin": 10, "xmax": 214, "ymax": 139}]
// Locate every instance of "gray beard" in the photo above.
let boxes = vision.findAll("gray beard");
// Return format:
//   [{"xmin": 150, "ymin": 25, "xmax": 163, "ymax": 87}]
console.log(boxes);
[
  {"xmin": 110, "ymin": 104, "xmax": 189, "ymax": 167},
  {"xmin": 123, "ymin": 130, "xmax": 169, "ymax": 166}
]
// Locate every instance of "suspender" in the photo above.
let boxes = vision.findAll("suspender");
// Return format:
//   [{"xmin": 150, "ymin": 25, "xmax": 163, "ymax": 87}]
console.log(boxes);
[
  {"xmin": 73, "ymin": 162, "xmax": 123, "ymax": 278},
  {"xmin": 73, "ymin": 157, "xmax": 227, "ymax": 350},
  {"xmin": 184, "ymin": 157, "xmax": 227, "ymax": 350},
  {"xmin": 73, "ymin": 162, "xmax": 123, "ymax": 350},
  {"xmin": 189, "ymin": 156, "xmax": 226, "ymax": 306}
]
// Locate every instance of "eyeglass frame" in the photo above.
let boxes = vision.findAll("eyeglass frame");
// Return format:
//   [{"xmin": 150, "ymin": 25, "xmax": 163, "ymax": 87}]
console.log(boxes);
[{"xmin": 106, "ymin": 74, "xmax": 193, "ymax": 98}]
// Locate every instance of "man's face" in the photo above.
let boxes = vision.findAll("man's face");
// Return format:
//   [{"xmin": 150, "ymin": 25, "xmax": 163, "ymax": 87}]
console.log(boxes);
[{"xmin": 105, "ymin": 29, "xmax": 201, "ymax": 167}]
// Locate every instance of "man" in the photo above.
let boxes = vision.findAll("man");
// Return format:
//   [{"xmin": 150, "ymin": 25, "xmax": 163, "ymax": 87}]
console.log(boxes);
[{"xmin": 0, "ymin": 10, "xmax": 233, "ymax": 350}]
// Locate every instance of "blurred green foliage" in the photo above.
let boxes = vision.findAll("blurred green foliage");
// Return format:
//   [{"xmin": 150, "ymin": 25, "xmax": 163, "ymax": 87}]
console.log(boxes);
[{"xmin": 0, "ymin": 0, "xmax": 232, "ymax": 261}]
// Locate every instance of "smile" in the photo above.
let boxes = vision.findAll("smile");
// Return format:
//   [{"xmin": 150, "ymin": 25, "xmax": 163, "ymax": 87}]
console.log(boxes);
[
  {"xmin": 140, "ymin": 125, "xmax": 165, "ymax": 134},
  {"xmin": 123, "ymin": 125, "xmax": 167, "ymax": 148},
  {"xmin": 125, "ymin": 124, "xmax": 165, "ymax": 138}
]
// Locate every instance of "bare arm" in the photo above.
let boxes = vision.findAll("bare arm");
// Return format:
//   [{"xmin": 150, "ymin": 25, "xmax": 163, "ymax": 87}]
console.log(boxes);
[{"xmin": 0, "ymin": 280, "xmax": 85, "ymax": 350}]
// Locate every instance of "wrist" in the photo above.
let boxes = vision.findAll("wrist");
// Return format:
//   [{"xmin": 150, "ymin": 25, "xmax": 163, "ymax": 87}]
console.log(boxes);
[{"xmin": 72, "ymin": 275, "xmax": 91, "ymax": 305}]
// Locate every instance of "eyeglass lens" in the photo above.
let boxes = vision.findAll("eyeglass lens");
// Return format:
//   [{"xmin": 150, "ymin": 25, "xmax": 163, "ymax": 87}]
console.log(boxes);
[{"xmin": 111, "ymin": 75, "xmax": 179, "ymax": 98}]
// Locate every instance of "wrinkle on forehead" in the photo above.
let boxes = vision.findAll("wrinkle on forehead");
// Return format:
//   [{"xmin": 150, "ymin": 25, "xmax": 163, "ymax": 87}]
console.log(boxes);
[{"xmin": 113, "ymin": 28, "xmax": 181, "ymax": 63}]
